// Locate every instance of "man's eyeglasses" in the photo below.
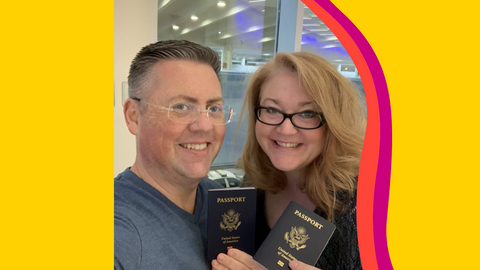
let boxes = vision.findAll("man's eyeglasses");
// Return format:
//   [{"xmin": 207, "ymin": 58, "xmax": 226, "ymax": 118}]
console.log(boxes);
[
  {"xmin": 132, "ymin": 97, "xmax": 235, "ymax": 125},
  {"xmin": 254, "ymin": 106, "xmax": 325, "ymax": 130}
]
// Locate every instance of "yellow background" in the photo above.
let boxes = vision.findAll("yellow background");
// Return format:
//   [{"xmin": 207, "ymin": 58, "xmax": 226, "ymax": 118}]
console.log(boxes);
[
  {"xmin": 1, "ymin": 0, "xmax": 478, "ymax": 269},
  {"xmin": 331, "ymin": 0, "xmax": 480, "ymax": 269},
  {"xmin": 1, "ymin": 1, "xmax": 112, "ymax": 269}
]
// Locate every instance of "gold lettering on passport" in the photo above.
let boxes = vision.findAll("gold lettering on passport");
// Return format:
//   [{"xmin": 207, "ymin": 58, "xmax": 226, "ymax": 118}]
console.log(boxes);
[
  {"xmin": 221, "ymin": 236, "xmax": 240, "ymax": 244},
  {"xmin": 220, "ymin": 209, "xmax": 241, "ymax": 232},
  {"xmin": 277, "ymin": 260, "xmax": 285, "ymax": 267},
  {"xmin": 294, "ymin": 210, "xmax": 324, "ymax": 229},
  {"xmin": 217, "ymin": 197, "xmax": 246, "ymax": 203},
  {"xmin": 284, "ymin": 226, "xmax": 310, "ymax": 251},
  {"xmin": 277, "ymin": 246, "xmax": 298, "ymax": 262}
]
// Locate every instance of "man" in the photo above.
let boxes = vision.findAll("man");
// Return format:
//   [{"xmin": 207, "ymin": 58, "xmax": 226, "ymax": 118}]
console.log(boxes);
[{"xmin": 115, "ymin": 40, "xmax": 233, "ymax": 270}]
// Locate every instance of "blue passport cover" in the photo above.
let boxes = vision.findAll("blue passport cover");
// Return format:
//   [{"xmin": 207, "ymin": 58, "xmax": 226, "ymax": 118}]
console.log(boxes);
[
  {"xmin": 207, "ymin": 187, "xmax": 257, "ymax": 260},
  {"xmin": 253, "ymin": 201, "xmax": 336, "ymax": 269}
]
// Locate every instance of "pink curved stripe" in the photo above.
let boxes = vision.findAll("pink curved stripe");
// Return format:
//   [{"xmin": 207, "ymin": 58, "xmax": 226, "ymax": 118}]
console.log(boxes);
[
  {"xmin": 312, "ymin": 1, "xmax": 393, "ymax": 269},
  {"xmin": 305, "ymin": 1, "xmax": 394, "ymax": 269},
  {"xmin": 300, "ymin": 1, "xmax": 380, "ymax": 268}
]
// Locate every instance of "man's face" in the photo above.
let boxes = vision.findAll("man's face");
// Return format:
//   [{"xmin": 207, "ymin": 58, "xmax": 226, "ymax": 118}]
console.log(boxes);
[{"xmin": 136, "ymin": 60, "xmax": 225, "ymax": 181}]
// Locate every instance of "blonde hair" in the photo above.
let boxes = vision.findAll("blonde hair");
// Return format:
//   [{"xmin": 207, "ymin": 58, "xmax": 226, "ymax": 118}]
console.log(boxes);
[{"xmin": 238, "ymin": 52, "xmax": 366, "ymax": 221}]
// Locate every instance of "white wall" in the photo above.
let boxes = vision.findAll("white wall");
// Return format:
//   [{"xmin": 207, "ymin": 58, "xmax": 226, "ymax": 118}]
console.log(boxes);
[{"xmin": 114, "ymin": 0, "xmax": 157, "ymax": 176}]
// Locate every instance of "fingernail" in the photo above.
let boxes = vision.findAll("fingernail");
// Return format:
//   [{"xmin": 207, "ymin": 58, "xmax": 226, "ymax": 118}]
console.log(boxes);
[
  {"xmin": 218, "ymin": 254, "xmax": 225, "ymax": 262},
  {"xmin": 290, "ymin": 260, "xmax": 298, "ymax": 268},
  {"xmin": 212, "ymin": 260, "xmax": 218, "ymax": 266},
  {"xmin": 228, "ymin": 249, "xmax": 236, "ymax": 256}
]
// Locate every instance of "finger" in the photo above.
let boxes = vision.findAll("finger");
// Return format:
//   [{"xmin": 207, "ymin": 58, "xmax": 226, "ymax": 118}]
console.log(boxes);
[
  {"xmin": 212, "ymin": 259, "xmax": 231, "ymax": 270},
  {"xmin": 215, "ymin": 252, "xmax": 250, "ymax": 270},
  {"xmin": 227, "ymin": 249, "xmax": 266, "ymax": 270},
  {"xmin": 289, "ymin": 260, "xmax": 320, "ymax": 270}
]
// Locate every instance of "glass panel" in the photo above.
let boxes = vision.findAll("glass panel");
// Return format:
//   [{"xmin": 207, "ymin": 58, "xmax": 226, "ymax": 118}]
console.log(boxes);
[
  {"xmin": 301, "ymin": 4, "xmax": 365, "ymax": 97},
  {"xmin": 157, "ymin": 0, "xmax": 279, "ymax": 168}
]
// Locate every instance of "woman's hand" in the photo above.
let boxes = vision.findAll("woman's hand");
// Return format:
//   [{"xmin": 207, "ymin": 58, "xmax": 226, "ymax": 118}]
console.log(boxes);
[
  {"xmin": 288, "ymin": 260, "xmax": 321, "ymax": 270},
  {"xmin": 211, "ymin": 248, "xmax": 321, "ymax": 270}
]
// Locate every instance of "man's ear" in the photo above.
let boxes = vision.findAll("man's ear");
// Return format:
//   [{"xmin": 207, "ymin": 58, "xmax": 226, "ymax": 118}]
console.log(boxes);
[{"xmin": 123, "ymin": 99, "xmax": 140, "ymax": 135}]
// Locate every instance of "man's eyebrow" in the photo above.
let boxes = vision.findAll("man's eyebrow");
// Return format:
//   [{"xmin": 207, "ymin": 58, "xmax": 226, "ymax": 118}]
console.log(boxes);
[
  {"xmin": 168, "ymin": 95, "xmax": 197, "ymax": 103},
  {"xmin": 167, "ymin": 95, "xmax": 224, "ymax": 104},
  {"xmin": 207, "ymin": 97, "xmax": 225, "ymax": 104}
]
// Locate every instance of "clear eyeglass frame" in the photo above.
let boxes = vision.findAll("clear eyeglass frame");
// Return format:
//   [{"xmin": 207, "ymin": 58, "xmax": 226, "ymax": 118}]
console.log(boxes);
[{"xmin": 132, "ymin": 97, "xmax": 234, "ymax": 125}]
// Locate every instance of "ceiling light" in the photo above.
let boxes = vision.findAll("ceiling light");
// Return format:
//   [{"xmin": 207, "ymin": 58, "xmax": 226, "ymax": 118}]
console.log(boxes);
[
  {"xmin": 247, "ymin": 26, "xmax": 261, "ymax": 32},
  {"xmin": 218, "ymin": 31, "xmax": 221, "ymax": 34},
  {"xmin": 191, "ymin": 15, "xmax": 198, "ymax": 20},
  {"xmin": 259, "ymin": 37, "xmax": 274, "ymax": 43},
  {"xmin": 324, "ymin": 36, "xmax": 338, "ymax": 41},
  {"xmin": 249, "ymin": 0, "xmax": 265, "ymax": 3},
  {"xmin": 217, "ymin": 1, "xmax": 226, "ymax": 7},
  {"xmin": 172, "ymin": 25, "xmax": 179, "ymax": 30}
]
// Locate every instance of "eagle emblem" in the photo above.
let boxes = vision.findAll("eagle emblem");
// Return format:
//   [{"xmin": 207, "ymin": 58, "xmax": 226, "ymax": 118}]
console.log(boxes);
[
  {"xmin": 284, "ymin": 226, "xmax": 310, "ymax": 250},
  {"xmin": 220, "ymin": 209, "xmax": 241, "ymax": 232}
]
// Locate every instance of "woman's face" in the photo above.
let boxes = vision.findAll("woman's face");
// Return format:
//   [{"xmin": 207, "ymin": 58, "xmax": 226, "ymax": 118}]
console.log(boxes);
[{"xmin": 255, "ymin": 71, "xmax": 326, "ymax": 176}]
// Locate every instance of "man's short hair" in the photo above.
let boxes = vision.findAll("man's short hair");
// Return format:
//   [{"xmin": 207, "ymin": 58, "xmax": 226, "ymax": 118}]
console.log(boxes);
[{"xmin": 128, "ymin": 40, "xmax": 221, "ymax": 99}]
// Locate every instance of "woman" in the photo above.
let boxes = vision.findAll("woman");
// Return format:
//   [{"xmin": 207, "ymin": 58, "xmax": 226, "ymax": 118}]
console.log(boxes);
[{"xmin": 212, "ymin": 52, "xmax": 366, "ymax": 270}]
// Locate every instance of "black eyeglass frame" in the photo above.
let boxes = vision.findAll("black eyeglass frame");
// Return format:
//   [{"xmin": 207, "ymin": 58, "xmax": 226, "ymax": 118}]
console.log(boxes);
[{"xmin": 253, "ymin": 106, "xmax": 326, "ymax": 130}]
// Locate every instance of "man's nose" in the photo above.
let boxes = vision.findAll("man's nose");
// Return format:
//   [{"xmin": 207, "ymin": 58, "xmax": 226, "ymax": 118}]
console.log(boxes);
[{"xmin": 188, "ymin": 110, "xmax": 214, "ymax": 131}]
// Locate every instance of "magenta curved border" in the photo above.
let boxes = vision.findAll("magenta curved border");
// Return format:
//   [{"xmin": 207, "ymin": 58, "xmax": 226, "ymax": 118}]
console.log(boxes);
[{"xmin": 312, "ymin": 1, "xmax": 393, "ymax": 269}]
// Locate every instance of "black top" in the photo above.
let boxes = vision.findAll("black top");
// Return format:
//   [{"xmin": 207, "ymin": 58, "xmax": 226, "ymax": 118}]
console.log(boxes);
[{"xmin": 255, "ymin": 190, "xmax": 362, "ymax": 270}]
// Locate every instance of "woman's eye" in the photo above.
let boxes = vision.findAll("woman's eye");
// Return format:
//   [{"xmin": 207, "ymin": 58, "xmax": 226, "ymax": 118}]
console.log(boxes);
[
  {"xmin": 300, "ymin": 111, "xmax": 316, "ymax": 118},
  {"xmin": 265, "ymin": 108, "xmax": 280, "ymax": 114}
]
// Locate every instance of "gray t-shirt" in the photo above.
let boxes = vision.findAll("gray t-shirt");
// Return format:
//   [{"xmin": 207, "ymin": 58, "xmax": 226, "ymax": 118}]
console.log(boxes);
[{"xmin": 114, "ymin": 168, "xmax": 222, "ymax": 270}]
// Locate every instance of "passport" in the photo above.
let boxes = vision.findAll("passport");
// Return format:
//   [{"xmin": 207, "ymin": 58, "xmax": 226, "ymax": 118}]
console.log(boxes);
[
  {"xmin": 253, "ymin": 201, "xmax": 336, "ymax": 269},
  {"xmin": 207, "ymin": 187, "xmax": 257, "ymax": 260}
]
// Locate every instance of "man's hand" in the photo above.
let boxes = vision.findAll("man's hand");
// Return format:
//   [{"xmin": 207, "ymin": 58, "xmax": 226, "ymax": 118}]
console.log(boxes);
[
  {"xmin": 211, "ymin": 249, "xmax": 321, "ymax": 270},
  {"xmin": 212, "ymin": 249, "xmax": 264, "ymax": 270}
]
